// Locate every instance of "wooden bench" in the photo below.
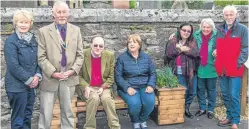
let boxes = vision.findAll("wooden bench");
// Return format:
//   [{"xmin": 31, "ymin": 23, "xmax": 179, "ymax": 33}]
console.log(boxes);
[
  {"xmin": 77, "ymin": 96, "xmax": 158, "ymax": 112},
  {"xmin": 51, "ymin": 95, "xmax": 158, "ymax": 129}
]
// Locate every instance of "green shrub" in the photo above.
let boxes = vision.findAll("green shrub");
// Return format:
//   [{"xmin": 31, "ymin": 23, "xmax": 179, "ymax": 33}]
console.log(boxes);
[
  {"xmin": 130, "ymin": 0, "xmax": 136, "ymax": 9},
  {"xmin": 156, "ymin": 66, "xmax": 179, "ymax": 88},
  {"xmin": 214, "ymin": 0, "xmax": 248, "ymax": 7}
]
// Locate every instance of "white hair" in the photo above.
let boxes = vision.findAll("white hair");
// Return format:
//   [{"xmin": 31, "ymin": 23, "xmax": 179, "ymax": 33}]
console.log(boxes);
[
  {"xmin": 223, "ymin": 5, "xmax": 237, "ymax": 14},
  {"xmin": 52, "ymin": 1, "xmax": 69, "ymax": 12},
  {"xmin": 200, "ymin": 18, "xmax": 216, "ymax": 31}
]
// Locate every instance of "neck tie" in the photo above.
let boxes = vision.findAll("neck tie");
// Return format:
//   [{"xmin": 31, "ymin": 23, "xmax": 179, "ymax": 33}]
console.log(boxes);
[{"xmin": 60, "ymin": 27, "xmax": 67, "ymax": 68}]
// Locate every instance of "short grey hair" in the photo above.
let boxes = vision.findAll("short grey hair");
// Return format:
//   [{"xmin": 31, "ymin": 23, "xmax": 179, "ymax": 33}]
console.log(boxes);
[
  {"xmin": 52, "ymin": 1, "xmax": 69, "ymax": 12},
  {"xmin": 223, "ymin": 5, "xmax": 237, "ymax": 14},
  {"xmin": 200, "ymin": 18, "xmax": 216, "ymax": 31}
]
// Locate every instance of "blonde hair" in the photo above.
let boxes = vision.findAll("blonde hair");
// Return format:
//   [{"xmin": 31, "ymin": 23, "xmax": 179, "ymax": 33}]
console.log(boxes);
[
  {"xmin": 127, "ymin": 34, "xmax": 142, "ymax": 50},
  {"xmin": 200, "ymin": 18, "xmax": 216, "ymax": 31},
  {"xmin": 13, "ymin": 10, "xmax": 33, "ymax": 28},
  {"xmin": 223, "ymin": 5, "xmax": 237, "ymax": 14}
]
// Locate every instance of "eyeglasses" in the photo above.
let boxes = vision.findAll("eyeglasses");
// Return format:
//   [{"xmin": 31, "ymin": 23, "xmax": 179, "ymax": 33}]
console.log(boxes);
[
  {"xmin": 181, "ymin": 29, "xmax": 192, "ymax": 34},
  {"xmin": 93, "ymin": 44, "xmax": 104, "ymax": 48}
]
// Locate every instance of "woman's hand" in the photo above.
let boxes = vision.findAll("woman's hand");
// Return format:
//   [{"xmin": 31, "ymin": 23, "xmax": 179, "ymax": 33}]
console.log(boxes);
[
  {"xmin": 127, "ymin": 87, "xmax": 137, "ymax": 96},
  {"xmin": 145, "ymin": 86, "xmax": 154, "ymax": 93},
  {"xmin": 180, "ymin": 46, "xmax": 190, "ymax": 52},
  {"xmin": 29, "ymin": 76, "xmax": 39, "ymax": 88}
]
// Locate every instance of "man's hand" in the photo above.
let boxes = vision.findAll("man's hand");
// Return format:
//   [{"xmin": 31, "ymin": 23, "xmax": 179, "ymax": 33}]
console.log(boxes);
[
  {"xmin": 145, "ymin": 86, "xmax": 154, "ymax": 93},
  {"xmin": 212, "ymin": 49, "xmax": 217, "ymax": 57},
  {"xmin": 180, "ymin": 46, "xmax": 190, "ymax": 52},
  {"xmin": 51, "ymin": 72, "xmax": 68, "ymax": 80},
  {"xmin": 29, "ymin": 76, "xmax": 39, "ymax": 88},
  {"xmin": 84, "ymin": 86, "xmax": 93, "ymax": 99},
  {"xmin": 97, "ymin": 88, "xmax": 104, "ymax": 95},
  {"xmin": 63, "ymin": 70, "xmax": 75, "ymax": 77},
  {"xmin": 127, "ymin": 87, "xmax": 137, "ymax": 96},
  {"xmin": 169, "ymin": 33, "xmax": 176, "ymax": 40}
]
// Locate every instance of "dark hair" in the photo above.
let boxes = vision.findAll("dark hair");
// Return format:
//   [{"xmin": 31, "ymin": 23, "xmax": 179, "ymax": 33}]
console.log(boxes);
[{"xmin": 176, "ymin": 22, "xmax": 194, "ymax": 44}]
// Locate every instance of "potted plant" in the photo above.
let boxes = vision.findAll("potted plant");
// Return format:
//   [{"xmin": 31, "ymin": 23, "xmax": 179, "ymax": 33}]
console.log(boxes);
[{"xmin": 153, "ymin": 66, "xmax": 186, "ymax": 125}]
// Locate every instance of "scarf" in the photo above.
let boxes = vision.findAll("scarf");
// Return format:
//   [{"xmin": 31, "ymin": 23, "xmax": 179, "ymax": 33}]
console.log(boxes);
[
  {"xmin": 16, "ymin": 30, "xmax": 33, "ymax": 43},
  {"xmin": 200, "ymin": 32, "xmax": 212, "ymax": 66}
]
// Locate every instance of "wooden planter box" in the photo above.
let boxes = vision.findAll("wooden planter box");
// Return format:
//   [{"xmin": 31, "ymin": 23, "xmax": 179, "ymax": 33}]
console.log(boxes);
[{"xmin": 152, "ymin": 85, "xmax": 186, "ymax": 125}]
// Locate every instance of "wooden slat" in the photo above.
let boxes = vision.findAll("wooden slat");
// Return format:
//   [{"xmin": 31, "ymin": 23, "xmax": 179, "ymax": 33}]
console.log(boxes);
[
  {"xmin": 158, "ymin": 109, "xmax": 184, "ymax": 115},
  {"xmin": 51, "ymin": 124, "xmax": 60, "ymax": 129},
  {"xmin": 241, "ymin": 67, "xmax": 248, "ymax": 115},
  {"xmin": 156, "ymin": 86, "xmax": 186, "ymax": 91},
  {"xmin": 157, "ymin": 117, "xmax": 184, "ymax": 125},
  {"xmin": 158, "ymin": 113, "xmax": 183, "ymax": 120},
  {"xmin": 158, "ymin": 95, "xmax": 184, "ymax": 100},
  {"xmin": 158, "ymin": 104, "xmax": 184, "ymax": 110},
  {"xmin": 159, "ymin": 90, "xmax": 185, "ymax": 96},
  {"xmin": 159, "ymin": 99, "xmax": 185, "ymax": 106}
]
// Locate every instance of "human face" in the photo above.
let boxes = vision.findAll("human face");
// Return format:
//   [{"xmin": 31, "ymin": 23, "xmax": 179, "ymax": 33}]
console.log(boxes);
[
  {"xmin": 180, "ymin": 25, "xmax": 192, "ymax": 40},
  {"xmin": 224, "ymin": 10, "xmax": 236, "ymax": 25},
  {"xmin": 53, "ymin": 5, "xmax": 69, "ymax": 25},
  {"xmin": 91, "ymin": 39, "xmax": 104, "ymax": 56},
  {"xmin": 16, "ymin": 20, "xmax": 31, "ymax": 33},
  {"xmin": 201, "ymin": 22, "xmax": 212, "ymax": 35},
  {"xmin": 128, "ymin": 39, "xmax": 140, "ymax": 53}
]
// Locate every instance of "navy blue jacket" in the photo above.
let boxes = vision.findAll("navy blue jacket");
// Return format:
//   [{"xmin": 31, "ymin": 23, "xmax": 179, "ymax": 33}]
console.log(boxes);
[
  {"xmin": 4, "ymin": 32, "xmax": 41, "ymax": 92},
  {"xmin": 115, "ymin": 50, "xmax": 156, "ymax": 92}
]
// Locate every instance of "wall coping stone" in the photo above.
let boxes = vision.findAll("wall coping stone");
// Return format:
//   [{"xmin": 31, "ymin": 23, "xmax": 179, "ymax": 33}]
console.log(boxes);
[{"xmin": 1, "ymin": 8, "xmax": 248, "ymax": 23}]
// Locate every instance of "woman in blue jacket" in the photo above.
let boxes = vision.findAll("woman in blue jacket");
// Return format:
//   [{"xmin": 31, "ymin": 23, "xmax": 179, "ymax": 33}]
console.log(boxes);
[
  {"xmin": 115, "ymin": 34, "xmax": 156, "ymax": 129},
  {"xmin": 4, "ymin": 10, "xmax": 42, "ymax": 129}
]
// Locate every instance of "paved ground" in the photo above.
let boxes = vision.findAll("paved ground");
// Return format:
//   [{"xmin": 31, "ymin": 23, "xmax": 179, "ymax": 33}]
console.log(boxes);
[
  {"xmin": 76, "ymin": 102, "xmax": 248, "ymax": 129},
  {"xmin": 3, "ymin": 102, "xmax": 248, "ymax": 129}
]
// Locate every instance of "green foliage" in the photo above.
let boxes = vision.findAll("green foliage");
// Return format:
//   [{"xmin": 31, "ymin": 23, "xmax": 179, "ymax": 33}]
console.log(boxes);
[
  {"xmin": 214, "ymin": 0, "xmax": 248, "ymax": 7},
  {"xmin": 130, "ymin": 0, "xmax": 136, "ymax": 9},
  {"xmin": 130, "ymin": 25, "xmax": 137, "ymax": 31},
  {"xmin": 3, "ymin": 23, "xmax": 14, "ymax": 32},
  {"xmin": 156, "ymin": 66, "xmax": 179, "ymax": 88},
  {"xmin": 143, "ymin": 26, "xmax": 152, "ymax": 31},
  {"xmin": 161, "ymin": 0, "xmax": 204, "ymax": 9},
  {"xmin": 83, "ymin": 0, "xmax": 90, "ymax": 5},
  {"xmin": 186, "ymin": 0, "xmax": 204, "ymax": 9}
]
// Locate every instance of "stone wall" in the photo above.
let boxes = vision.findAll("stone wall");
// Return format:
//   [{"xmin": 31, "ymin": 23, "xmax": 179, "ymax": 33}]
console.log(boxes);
[{"xmin": 1, "ymin": 8, "xmax": 248, "ymax": 128}]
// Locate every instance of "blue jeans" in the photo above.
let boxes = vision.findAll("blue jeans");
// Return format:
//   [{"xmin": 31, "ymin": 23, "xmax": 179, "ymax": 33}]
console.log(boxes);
[
  {"xmin": 7, "ymin": 88, "xmax": 35, "ymax": 129},
  {"xmin": 197, "ymin": 77, "xmax": 217, "ymax": 112},
  {"xmin": 177, "ymin": 74, "xmax": 197, "ymax": 105},
  {"xmin": 118, "ymin": 87, "xmax": 155, "ymax": 123},
  {"xmin": 219, "ymin": 76, "xmax": 241, "ymax": 124}
]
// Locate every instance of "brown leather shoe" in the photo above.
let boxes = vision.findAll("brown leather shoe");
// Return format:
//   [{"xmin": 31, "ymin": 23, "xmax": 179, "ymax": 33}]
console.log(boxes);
[
  {"xmin": 217, "ymin": 119, "xmax": 232, "ymax": 127},
  {"xmin": 231, "ymin": 124, "xmax": 239, "ymax": 129}
]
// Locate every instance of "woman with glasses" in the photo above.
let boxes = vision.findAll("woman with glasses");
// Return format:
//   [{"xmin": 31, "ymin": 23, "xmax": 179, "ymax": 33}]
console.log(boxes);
[
  {"xmin": 115, "ymin": 34, "xmax": 156, "ymax": 129},
  {"xmin": 165, "ymin": 22, "xmax": 198, "ymax": 119}
]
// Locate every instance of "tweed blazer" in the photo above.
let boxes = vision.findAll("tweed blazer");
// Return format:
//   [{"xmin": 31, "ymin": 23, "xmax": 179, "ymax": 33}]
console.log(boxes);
[
  {"xmin": 37, "ymin": 22, "xmax": 84, "ymax": 91},
  {"xmin": 79, "ymin": 48, "xmax": 115, "ymax": 89}
]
